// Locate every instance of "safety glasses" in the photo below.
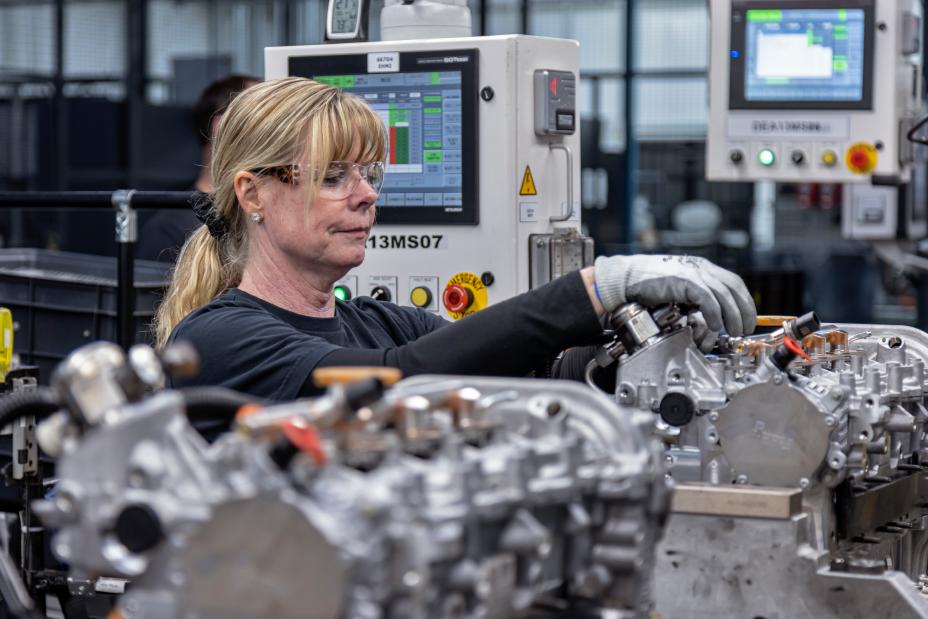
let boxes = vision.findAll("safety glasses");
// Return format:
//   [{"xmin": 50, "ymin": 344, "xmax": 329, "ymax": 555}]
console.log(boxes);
[{"xmin": 251, "ymin": 160, "xmax": 385, "ymax": 198}]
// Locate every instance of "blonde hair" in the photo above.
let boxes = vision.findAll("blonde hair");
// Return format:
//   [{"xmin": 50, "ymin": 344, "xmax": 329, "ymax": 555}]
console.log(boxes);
[{"xmin": 153, "ymin": 77, "xmax": 387, "ymax": 347}]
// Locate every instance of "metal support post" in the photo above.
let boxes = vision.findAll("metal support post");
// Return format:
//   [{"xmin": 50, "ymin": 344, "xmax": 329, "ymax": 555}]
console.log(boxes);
[
  {"xmin": 113, "ymin": 190, "xmax": 138, "ymax": 349},
  {"xmin": 622, "ymin": 0, "xmax": 637, "ymax": 246}
]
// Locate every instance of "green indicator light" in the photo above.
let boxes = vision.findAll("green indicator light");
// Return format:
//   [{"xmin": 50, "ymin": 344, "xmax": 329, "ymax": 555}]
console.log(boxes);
[
  {"xmin": 333, "ymin": 286, "xmax": 351, "ymax": 301},
  {"xmin": 758, "ymin": 149, "xmax": 776, "ymax": 167}
]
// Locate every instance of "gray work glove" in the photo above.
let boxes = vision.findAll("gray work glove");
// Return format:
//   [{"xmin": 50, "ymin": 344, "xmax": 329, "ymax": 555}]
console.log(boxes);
[
  {"xmin": 594, "ymin": 254, "xmax": 757, "ymax": 338},
  {"xmin": 688, "ymin": 311, "xmax": 720, "ymax": 353}
]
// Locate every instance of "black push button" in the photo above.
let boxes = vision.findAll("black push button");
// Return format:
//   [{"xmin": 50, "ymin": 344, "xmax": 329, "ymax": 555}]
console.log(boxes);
[{"xmin": 556, "ymin": 112, "xmax": 575, "ymax": 131}]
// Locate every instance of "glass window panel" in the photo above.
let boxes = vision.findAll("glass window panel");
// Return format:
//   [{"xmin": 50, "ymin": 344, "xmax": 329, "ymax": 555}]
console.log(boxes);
[
  {"xmin": 596, "ymin": 77, "xmax": 625, "ymax": 153},
  {"xmin": 147, "ymin": 0, "xmax": 289, "ymax": 102},
  {"xmin": 0, "ymin": 3, "xmax": 56, "ymax": 76},
  {"xmin": 634, "ymin": 76, "xmax": 707, "ymax": 139},
  {"xmin": 485, "ymin": 0, "xmax": 519, "ymax": 35},
  {"xmin": 529, "ymin": 0, "xmax": 624, "ymax": 72},
  {"xmin": 64, "ymin": 1, "xmax": 126, "ymax": 78},
  {"xmin": 147, "ymin": 1, "xmax": 213, "ymax": 82},
  {"xmin": 633, "ymin": 0, "xmax": 707, "ymax": 71},
  {"xmin": 289, "ymin": 0, "xmax": 328, "ymax": 45}
]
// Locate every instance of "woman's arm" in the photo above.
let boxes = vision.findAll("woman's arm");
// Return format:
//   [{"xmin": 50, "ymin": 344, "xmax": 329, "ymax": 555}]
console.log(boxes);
[{"xmin": 311, "ymin": 270, "xmax": 604, "ymax": 392}]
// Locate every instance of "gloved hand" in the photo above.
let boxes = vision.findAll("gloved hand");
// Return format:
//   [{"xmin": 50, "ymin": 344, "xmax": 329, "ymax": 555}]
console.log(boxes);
[
  {"xmin": 594, "ymin": 254, "xmax": 757, "ymax": 338},
  {"xmin": 688, "ymin": 311, "xmax": 720, "ymax": 353}
]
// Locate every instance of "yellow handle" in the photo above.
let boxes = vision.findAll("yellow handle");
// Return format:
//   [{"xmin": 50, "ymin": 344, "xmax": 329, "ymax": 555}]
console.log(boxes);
[
  {"xmin": 756, "ymin": 315, "xmax": 797, "ymax": 328},
  {"xmin": 0, "ymin": 308, "xmax": 12, "ymax": 382},
  {"xmin": 312, "ymin": 366, "xmax": 403, "ymax": 388}
]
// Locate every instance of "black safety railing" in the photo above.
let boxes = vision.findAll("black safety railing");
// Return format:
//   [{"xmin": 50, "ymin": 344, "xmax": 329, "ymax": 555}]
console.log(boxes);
[{"xmin": 0, "ymin": 191, "xmax": 203, "ymax": 349}]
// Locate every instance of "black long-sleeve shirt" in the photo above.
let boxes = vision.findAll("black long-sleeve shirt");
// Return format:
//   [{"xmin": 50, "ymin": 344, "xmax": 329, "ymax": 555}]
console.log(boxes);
[{"xmin": 169, "ymin": 270, "xmax": 602, "ymax": 400}]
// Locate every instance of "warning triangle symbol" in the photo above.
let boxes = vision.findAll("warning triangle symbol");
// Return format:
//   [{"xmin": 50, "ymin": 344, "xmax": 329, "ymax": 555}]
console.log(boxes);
[{"xmin": 519, "ymin": 166, "xmax": 538, "ymax": 196}]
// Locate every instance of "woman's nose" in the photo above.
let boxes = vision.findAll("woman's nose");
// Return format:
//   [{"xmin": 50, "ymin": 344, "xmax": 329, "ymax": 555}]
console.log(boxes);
[{"xmin": 350, "ymin": 177, "xmax": 379, "ymax": 208}]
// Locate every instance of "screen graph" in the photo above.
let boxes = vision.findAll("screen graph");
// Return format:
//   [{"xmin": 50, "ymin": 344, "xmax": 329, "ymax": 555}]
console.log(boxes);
[
  {"xmin": 314, "ymin": 71, "xmax": 462, "ymax": 210},
  {"xmin": 744, "ymin": 8, "xmax": 866, "ymax": 102}
]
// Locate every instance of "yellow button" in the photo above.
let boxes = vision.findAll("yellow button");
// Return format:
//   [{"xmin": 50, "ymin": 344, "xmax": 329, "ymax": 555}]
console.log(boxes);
[
  {"xmin": 410, "ymin": 286, "xmax": 432, "ymax": 308},
  {"xmin": 821, "ymin": 150, "xmax": 837, "ymax": 167}
]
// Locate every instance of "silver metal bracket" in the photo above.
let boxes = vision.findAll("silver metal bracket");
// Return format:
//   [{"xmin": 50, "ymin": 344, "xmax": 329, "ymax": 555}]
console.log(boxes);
[
  {"xmin": 112, "ymin": 189, "xmax": 138, "ymax": 244},
  {"xmin": 9, "ymin": 377, "xmax": 37, "ymax": 480}
]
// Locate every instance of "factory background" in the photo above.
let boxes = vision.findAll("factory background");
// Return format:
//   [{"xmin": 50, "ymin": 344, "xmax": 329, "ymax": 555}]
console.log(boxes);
[{"xmin": 0, "ymin": 0, "xmax": 920, "ymax": 324}]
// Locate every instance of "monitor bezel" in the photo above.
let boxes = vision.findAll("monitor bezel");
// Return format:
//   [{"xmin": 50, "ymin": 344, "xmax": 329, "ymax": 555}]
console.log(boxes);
[
  {"xmin": 728, "ymin": 0, "xmax": 875, "ymax": 111},
  {"xmin": 289, "ymin": 49, "xmax": 479, "ymax": 226}
]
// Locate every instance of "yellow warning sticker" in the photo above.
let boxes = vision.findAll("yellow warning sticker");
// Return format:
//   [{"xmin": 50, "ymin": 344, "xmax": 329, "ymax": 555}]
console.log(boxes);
[{"xmin": 519, "ymin": 165, "xmax": 538, "ymax": 196}]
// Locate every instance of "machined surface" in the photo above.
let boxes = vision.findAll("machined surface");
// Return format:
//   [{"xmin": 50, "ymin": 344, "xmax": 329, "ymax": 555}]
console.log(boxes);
[
  {"xmin": 715, "ymin": 381, "xmax": 831, "ymax": 486},
  {"xmin": 655, "ymin": 512, "xmax": 928, "ymax": 619}
]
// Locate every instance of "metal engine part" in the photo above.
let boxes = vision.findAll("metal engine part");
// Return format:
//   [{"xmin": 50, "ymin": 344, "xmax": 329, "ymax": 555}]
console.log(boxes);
[
  {"xmin": 32, "ymin": 343, "xmax": 669, "ymax": 619},
  {"xmin": 589, "ymin": 305, "xmax": 928, "ymax": 618}
]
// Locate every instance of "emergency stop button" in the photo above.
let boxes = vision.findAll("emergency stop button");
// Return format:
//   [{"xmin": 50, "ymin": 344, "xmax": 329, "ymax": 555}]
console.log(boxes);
[
  {"xmin": 846, "ymin": 143, "xmax": 878, "ymax": 174},
  {"xmin": 443, "ymin": 285, "xmax": 473, "ymax": 313},
  {"xmin": 442, "ymin": 272, "xmax": 489, "ymax": 320}
]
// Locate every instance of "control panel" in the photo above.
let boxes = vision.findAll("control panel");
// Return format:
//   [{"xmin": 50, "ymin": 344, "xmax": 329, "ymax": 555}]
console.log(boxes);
[{"xmin": 707, "ymin": 0, "xmax": 922, "ymax": 183}]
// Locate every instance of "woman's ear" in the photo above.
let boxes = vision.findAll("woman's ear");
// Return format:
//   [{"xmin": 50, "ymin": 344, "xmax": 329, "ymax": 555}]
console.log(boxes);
[{"xmin": 233, "ymin": 171, "xmax": 261, "ymax": 216}]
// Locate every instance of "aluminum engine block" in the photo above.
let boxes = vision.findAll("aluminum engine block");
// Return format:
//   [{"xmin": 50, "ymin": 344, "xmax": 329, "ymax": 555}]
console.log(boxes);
[
  {"xmin": 32, "ymin": 343, "xmax": 669, "ymax": 619},
  {"xmin": 591, "ymin": 304, "xmax": 928, "ymax": 618}
]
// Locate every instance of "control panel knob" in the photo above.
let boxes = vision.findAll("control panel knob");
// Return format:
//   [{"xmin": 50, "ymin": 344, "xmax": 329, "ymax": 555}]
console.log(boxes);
[
  {"xmin": 729, "ymin": 149, "xmax": 744, "ymax": 165},
  {"xmin": 443, "ymin": 284, "xmax": 474, "ymax": 314},
  {"xmin": 370, "ymin": 286, "xmax": 392, "ymax": 302},
  {"xmin": 410, "ymin": 286, "xmax": 433, "ymax": 309},
  {"xmin": 790, "ymin": 150, "xmax": 806, "ymax": 166}
]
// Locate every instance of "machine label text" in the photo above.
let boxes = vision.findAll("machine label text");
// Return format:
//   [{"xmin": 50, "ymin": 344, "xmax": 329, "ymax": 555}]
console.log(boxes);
[
  {"xmin": 366, "ymin": 234, "xmax": 445, "ymax": 249},
  {"xmin": 368, "ymin": 52, "xmax": 399, "ymax": 73},
  {"xmin": 726, "ymin": 115, "xmax": 850, "ymax": 139}
]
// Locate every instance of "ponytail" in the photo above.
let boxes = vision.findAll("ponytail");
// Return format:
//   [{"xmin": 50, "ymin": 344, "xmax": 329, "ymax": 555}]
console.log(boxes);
[{"xmin": 153, "ymin": 226, "xmax": 244, "ymax": 348}]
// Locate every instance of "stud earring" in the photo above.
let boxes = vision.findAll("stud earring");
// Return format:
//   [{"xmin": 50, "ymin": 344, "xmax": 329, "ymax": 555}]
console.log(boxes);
[{"xmin": 250, "ymin": 212, "xmax": 264, "ymax": 223}]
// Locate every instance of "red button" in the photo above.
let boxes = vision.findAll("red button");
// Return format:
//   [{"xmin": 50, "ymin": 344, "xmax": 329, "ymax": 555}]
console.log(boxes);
[
  {"xmin": 549, "ymin": 77, "xmax": 558, "ymax": 97},
  {"xmin": 850, "ymin": 149, "xmax": 870, "ymax": 170},
  {"xmin": 443, "ymin": 284, "xmax": 474, "ymax": 313}
]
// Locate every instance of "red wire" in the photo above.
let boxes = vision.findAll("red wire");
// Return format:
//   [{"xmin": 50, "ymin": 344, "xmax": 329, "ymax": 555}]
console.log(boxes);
[
  {"xmin": 282, "ymin": 421, "xmax": 327, "ymax": 467},
  {"xmin": 784, "ymin": 336, "xmax": 812, "ymax": 362}
]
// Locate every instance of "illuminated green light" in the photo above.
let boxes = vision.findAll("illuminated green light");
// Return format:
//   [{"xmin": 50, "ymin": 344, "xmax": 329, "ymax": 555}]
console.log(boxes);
[
  {"xmin": 758, "ymin": 149, "xmax": 776, "ymax": 167},
  {"xmin": 333, "ymin": 286, "xmax": 350, "ymax": 301}
]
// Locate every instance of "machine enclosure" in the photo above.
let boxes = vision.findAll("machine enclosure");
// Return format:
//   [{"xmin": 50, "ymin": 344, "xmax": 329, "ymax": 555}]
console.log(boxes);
[{"xmin": 706, "ymin": 0, "xmax": 923, "ymax": 183}]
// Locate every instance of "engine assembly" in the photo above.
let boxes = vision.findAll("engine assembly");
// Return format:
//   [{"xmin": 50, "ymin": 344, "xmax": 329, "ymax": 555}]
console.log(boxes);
[
  {"xmin": 589, "ymin": 303, "xmax": 928, "ymax": 619},
  {"xmin": 9, "ymin": 303, "xmax": 928, "ymax": 619},
  {"xmin": 27, "ymin": 342, "xmax": 669, "ymax": 619}
]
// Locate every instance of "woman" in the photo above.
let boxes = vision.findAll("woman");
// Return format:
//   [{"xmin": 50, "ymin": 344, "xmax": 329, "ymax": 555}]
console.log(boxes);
[{"xmin": 155, "ymin": 77, "xmax": 755, "ymax": 400}]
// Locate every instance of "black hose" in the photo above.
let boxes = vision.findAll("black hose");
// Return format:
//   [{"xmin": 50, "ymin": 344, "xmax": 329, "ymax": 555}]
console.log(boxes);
[
  {"xmin": 180, "ymin": 387, "xmax": 268, "ymax": 422},
  {"xmin": 0, "ymin": 388, "xmax": 60, "ymax": 430}
]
